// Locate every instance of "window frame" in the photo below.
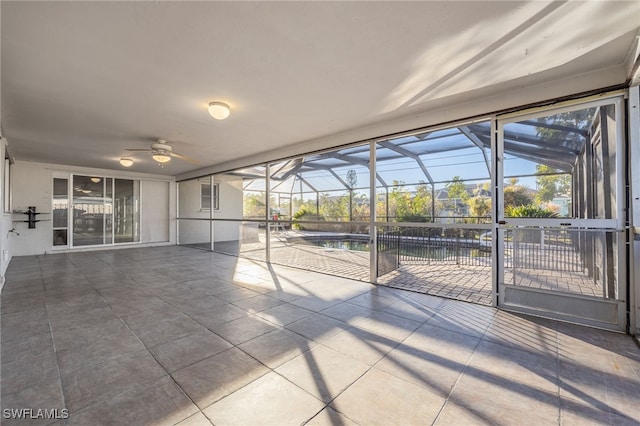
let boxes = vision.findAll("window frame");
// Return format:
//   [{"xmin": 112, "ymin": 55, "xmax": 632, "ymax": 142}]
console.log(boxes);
[{"xmin": 200, "ymin": 182, "xmax": 219, "ymax": 211}]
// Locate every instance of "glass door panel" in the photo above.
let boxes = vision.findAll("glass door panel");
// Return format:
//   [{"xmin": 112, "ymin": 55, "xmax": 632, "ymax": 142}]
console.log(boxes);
[
  {"xmin": 72, "ymin": 175, "xmax": 112, "ymax": 246},
  {"xmin": 53, "ymin": 178, "xmax": 68, "ymax": 246},
  {"xmin": 114, "ymin": 179, "xmax": 140, "ymax": 243}
]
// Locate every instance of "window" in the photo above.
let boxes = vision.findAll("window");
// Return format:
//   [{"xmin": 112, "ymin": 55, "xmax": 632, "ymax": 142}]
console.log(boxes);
[{"xmin": 201, "ymin": 183, "xmax": 219, "ymax": 210}]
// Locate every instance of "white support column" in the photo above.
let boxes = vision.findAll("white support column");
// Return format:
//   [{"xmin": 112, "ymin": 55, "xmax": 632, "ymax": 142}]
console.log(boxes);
[
  {"xmin": 629, "ymin": 85, "xmax": 640, "ymax": 336},
  {"xmin": 492, "ymin": 117, "xmax": 501, "ymax": 307},
  {"xmin": 265, "ymin": 164, "xmax": 271, "ymax": 263},
  {"xmin": 209, "ymin": 175, "xmax": 214, "ymax": 252},
  {"xmin": 369, "ymin": 141, "xmax": 377, "ymax": 284}
]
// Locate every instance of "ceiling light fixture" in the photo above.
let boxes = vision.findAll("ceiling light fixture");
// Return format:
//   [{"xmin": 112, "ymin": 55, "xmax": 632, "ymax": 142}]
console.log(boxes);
[
  {"xmin": 208, "ymin": 101, "xmax": 231, "ymax": 120},
  {"xmin": 90, "ymin": 177, "xmax": 101, "ymax": 183},
  {"xmin": 119, "ymin": 158, "xmax": 134, "ymax": 167},
  {"xmin": 152, "ymin": 154, "xmax": 171, "ymax": 163}
]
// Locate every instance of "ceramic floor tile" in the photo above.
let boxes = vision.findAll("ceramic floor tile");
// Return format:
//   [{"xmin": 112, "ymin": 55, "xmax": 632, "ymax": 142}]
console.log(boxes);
[
  {"xmin": 203, "ymin": 372, "xmax": 324, "ymax": 426},
  {"xmin": 330, "ymin": 368, "xmax": 445, "ymax": 425},
  {"xmin": 210, "ymin": 314, "xmax": 279, "ymax": 345},
  {"xmin": 149, "ymin": 329, "xmax": 233, "ymax": 373},
  {"xmin": 375, "ymin": 333, "xmax": 477, "ymax": 398},
  {"xmin": 230, "ymin": 294, "xmax": 284, "ymax": 313},
  {"xmin": 50, "ymin": 316, "xmax": 132, "ymax": 351},
  {"xmin": 425, "ymin": 299, "xmax": 496, "ymax": 338},
  {"xmin": 305, "ymin": 407, "xmax": 358, "ymax": 426},
  {"xmin": 446, "ymin": 368, "xmax": 560, "ymax": 425},
  {"xmin": 124, "ymin": 313, "xmax": 206, "ymax": 347},
  {"xmin": 186, "ymin": 304, "xmax": 248, "ymax": 330},
  {"xmin": 319, "ymin": 302, "xmax": 372, "ymax": 324},
  {"xmin": 2, "ymin": 247, "xmax": 639, "ymax": 426},
  {"xmin": 468, "ymin": 340, "xmax": 558, "ymax": 394},
  {"xmin": 322, "ymin": 326, "xmax": 399, "ymax": 366},
  {"xmin": 1, "ymin": 351, "xmax": 59, "ymax": 396},
  {"xmin": 60, "ymin": 350, "xmax": 166, "ymax": 412},
  {"xmin": 254, "ymin": 302, "xmax": 314, "ymax": 326},
  {"xmin": 238, "ymin": 327, "xmax": 315, "ymax": 368},
  {"xmin": 276, "ymin": 345, "xmax": 369, "ymax": 403},
  {"xmin": 1, "ymin": 327, "xmax": 54, "ymax": 365},
  {"xmin": 69, "ymin": 375, "xmax": 198, "ymax": 426},
  {"xmin": 483, "ymin": 310, "xmax": 558, "ymax": 356},
  {"xmin": 175, "ymin": 412, "xmax": 213, "ymax": 426},
  {"xmin": 285, "ymin": 313, "xmax": 349, "ymax": 343},
  {"xmin": 171, "ymin": 347, "xmax": 269, "ymax": 409},
  {"xmin": 351, "ymin": 310, "xmax": 422, "ymax": 341}
]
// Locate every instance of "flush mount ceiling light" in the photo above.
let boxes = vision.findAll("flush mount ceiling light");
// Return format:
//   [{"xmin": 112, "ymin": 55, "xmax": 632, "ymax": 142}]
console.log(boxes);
[
  {"xmin": 208, "ymin": 101, "xmax": 231, "ymax": 120},
  {"xmin": 152, "ymin": 153, "xmax": 171, "ymax": 163},
  {"xmin": 119, "ymin": 158, "xmax": 134, "ymax": 167},
  {"xmin": 90, "ymin": 177, "xmax": 101, "ymax": 183}
]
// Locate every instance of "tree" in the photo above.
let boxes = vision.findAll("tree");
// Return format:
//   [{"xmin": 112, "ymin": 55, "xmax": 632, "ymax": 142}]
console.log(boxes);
[
  {"xmin": 319, "ymin": 192, "xmax": 348, "ymax": 221},
  {"xmin": 386, "ymin": 181, "xmax": 434, "ymax": 222},
  {"xmin": 536, "ymin": 108, "xmax": 596, "ymax": 140},
  {"xmin": 345, "ymin": 169, "xmax": 358, "ymax": 222},
  {"xmin": 467, "ymin": 195, "xmax": 491, "ymax": 220},
  {"xmin": 445, "ymin": 176, "xmax": 469, "ymax": 215},
  {"xmin": 446, "ymin": 176, "xmax": 469, "ymax": 203},
  {"xmin": 345, "ymin": 169, "xmax": 358, "ymax": 189},
  {"xmin": 535, "ymin": 164, "xmax": 571, "ymax": 203},
  {"xmin": 243, "ymin": 193, "xmax": 266, "ymax": 218},
  {"xmin": 503, "ymin": 183, "xmax": 533, "ymax": 210},
  {"xmin": 532, "ymin": 108, "xmax": 593, "ymax": 204}
]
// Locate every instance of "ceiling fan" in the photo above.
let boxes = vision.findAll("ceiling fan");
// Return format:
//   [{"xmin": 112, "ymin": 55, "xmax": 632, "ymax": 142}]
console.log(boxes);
[{"xmin": 125, "ymin": 139, "xmax": 199, "ymax": 164}]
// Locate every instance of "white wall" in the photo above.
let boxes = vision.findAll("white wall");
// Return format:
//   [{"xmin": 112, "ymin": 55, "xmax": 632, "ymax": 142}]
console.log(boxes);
[
  {"xmin": 214, "ymin": 174, "xmax": 243, "ymax": 242},
  {"xmin": 10, "ymin": 161, "xmax": 175, "ymax": 256},
  {"xmin": 177, "ymin": 178, "xmax": 210, "ymax": 245},
  {"xmin": 177, "ymin": 174, "xmax": 243, "ymax": 244},
  {"xmin": 141, "ymin": 180, "xmax": 171, "ymax": 243}
]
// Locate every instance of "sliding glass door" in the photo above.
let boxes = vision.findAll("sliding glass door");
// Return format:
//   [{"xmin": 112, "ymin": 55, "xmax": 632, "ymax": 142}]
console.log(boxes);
[{"xmin": 67, "ymin": 175, "xmax": 139, "ymax": 247}]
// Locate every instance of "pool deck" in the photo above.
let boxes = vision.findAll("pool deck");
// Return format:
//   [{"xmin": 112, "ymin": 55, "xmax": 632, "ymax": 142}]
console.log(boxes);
[{"xmin": 192, "ymin": 231, "xmax": 603, "ymax": 307}]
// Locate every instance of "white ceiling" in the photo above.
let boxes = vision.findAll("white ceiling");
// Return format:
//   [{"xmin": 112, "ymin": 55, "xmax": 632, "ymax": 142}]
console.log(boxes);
[{"xmin": 2, "ymin": 1, "xmax": 639, "ymax": 178}]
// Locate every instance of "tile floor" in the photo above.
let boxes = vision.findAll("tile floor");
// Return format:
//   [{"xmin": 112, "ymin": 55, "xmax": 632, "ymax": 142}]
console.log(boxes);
[{"xmin": 1, "ymin": 246, "xmax": 639, "ymax": 425}]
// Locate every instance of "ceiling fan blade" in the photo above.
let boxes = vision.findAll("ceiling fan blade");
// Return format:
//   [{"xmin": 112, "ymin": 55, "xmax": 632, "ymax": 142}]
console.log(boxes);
[
  {"xmin": 125, "ymin": 148, "xmax": 154, "ymax": 152},
  {"xmin": 170, "ymin": 151, "xmax": 201, "ymax": 165}
]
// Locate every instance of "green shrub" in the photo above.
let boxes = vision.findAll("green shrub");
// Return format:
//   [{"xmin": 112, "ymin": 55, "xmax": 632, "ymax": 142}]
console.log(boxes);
[
  {"xmin": 505, "ymin": 204, "xmax": 558, "ymax": 218},
  {"xmin": 292, "ymin": 208, "xmax": 324, "ymax": 230}
]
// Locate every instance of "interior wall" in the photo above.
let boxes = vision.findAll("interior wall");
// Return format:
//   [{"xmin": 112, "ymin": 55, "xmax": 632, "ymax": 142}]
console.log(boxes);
[{"xmin": 10, "ymin": 161, "xmax": 175, "ymax": 256}]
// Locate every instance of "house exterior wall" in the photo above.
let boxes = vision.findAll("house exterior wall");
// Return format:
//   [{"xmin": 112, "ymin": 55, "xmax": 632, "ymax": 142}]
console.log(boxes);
[
  {"xmin": 9, "ymin": 161, "xmax": 176, "ymax": 256},
  {"xmin": 177, "ymin": 174, "xmax": 243, "ymax": 244}
]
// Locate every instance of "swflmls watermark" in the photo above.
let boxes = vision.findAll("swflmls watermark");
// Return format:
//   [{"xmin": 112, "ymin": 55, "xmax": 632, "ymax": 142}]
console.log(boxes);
[{"xmin": 2, "ymin": 408, "xmax": 69, "ymax": 420}]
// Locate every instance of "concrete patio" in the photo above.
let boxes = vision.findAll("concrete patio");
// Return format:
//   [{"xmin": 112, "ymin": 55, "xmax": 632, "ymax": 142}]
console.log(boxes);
[{"xmin": 1, "ymin": 246, "xmax": 639, "ymax": 425}]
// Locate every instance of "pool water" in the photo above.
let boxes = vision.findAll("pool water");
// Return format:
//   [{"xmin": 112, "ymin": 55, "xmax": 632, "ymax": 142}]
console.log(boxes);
[{"xmin": 308, "ymin": 239, "xmax": 369, "ymax": 252}]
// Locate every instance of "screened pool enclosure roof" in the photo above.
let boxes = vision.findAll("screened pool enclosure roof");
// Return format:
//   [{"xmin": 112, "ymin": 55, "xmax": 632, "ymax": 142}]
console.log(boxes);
[{"xmin": 234, "ymin": 114, "xmax": 591, "ymax": 194}]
